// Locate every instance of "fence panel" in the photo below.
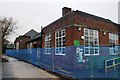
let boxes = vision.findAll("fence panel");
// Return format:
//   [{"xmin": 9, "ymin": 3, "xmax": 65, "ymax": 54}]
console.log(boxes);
[{"xmin": 5, "ymin": 45, "xmax": 120, "ymax": 78}]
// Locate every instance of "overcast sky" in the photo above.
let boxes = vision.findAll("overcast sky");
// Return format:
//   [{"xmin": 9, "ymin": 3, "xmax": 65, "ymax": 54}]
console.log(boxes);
[{"xmin": 0, "ymin": 0, "xmax": 119, "ymax": 43}]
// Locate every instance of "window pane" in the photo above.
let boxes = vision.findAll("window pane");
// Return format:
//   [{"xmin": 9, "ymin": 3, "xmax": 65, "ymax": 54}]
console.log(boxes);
[{"xmin": 84, "ymin": 48, "xmax": 89, "ymax": 54}]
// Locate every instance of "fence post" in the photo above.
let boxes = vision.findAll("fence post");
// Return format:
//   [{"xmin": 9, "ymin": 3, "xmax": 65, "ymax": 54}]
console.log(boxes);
[
  {"xmin": 105, "ymin": 61, "xmax": 107, "ymax": 73},
  {"xmin": 52, "ymin": 48, "xmax": 55, "ymax": 72},
  {"xmin": 113, "ymin": 60, "xmax": 115, "ymax": 71}
]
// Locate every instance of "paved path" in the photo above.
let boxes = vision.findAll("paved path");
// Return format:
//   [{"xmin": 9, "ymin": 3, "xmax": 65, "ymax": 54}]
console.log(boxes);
[
  {"xmin": 0, "ymin": 63, "xmax": 2, "ymax": 80},
  {"xmin": 2, "ymin": 56, "xmax": 60, "ymax": 79}
]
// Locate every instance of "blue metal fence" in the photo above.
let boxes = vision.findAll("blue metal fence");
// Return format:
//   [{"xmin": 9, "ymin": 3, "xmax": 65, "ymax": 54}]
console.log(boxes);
[{"xmin": 5, "ymin": 45, "xmax": 120, "ymax": 78}]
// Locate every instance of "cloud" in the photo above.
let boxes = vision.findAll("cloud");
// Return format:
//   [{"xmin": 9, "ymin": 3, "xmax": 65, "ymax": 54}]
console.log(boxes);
[{"xmin": 1, "ymin": 1, "xmax": 119, "ymax": 42}]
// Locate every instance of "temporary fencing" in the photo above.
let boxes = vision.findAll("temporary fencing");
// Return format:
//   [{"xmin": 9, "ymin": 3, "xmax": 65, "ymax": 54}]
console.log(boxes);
[{"xmin": 5, "ymin": 45, "xmax": 120, "ymax": 78}]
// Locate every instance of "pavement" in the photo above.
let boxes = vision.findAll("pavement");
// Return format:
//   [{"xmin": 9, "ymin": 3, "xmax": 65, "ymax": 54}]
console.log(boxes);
[
  {"xmin": 0, "ymin": 62, "xmax": 2, "ymax": 80},
  {"xmin": 2, "ymin": 56, "xmax": 61, "ymax": 79}
]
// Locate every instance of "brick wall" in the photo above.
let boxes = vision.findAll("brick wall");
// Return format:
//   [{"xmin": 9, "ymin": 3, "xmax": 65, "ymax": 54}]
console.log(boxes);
[
  {"xmin": 42, "ymin": 12, "xmax": 74, "ymax": 35},
  {"xmin": 73, "ymin": 11, "xmax": 119, "ymax": 33},
  {"xmin": 42, "ymin": 10, "xmax": 119, "ymax": 48},
  {"xmin": 14, "ymin": 36, "xmax": 31, "ymax": 49},
  {"xmin": 65, "ymin": 26, "xmax": 84, "ymax": 46},
  {"xmin": 73, "ymin": 11, "xmax": 119, "ymax": 46}
]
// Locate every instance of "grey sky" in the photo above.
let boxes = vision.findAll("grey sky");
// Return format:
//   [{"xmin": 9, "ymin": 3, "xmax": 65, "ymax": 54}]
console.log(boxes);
[
  {"xmin": 118, "ymin": 1, "xmax": 120, "ymax": 24},
  {"xmin": 0, "ymin": 0, "xmax": 119, "ymax": 43}
]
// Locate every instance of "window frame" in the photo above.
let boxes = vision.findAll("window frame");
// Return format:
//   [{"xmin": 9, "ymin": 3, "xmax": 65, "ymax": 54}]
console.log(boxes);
[
  {"xmin": 109, "ymin": 33, "xmax": 119, "ymax": 55},
  {"xmin": 55, "ymin": 29, "xmax": 66, "ymax": 56},
  {"xmin": 44, "ymin": 34, "xmax": 51, "ymax": 54},
  {"xmin": 84, "ymin": 28, "xmax": 99, "ymax": 56}
]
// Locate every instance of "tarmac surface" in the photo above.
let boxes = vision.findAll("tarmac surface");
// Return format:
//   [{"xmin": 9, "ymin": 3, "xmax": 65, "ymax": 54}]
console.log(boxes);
[
  {"xmin": 0, "ymin": 62, "xmax": 2, "ymax": 80},
  {"xmin": 2, "ymin": 56, "xmax": 60, "ymax": 79}
]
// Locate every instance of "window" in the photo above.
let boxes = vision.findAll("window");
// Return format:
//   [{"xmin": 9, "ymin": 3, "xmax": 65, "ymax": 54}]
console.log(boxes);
[
  {"xmin": 109, "ymin": 47, "xmax": 119, "ymax": 55},
  {"xmin": 44, "ymin": 34, "xmax": 51, "ymax": 54},
  {"xmin": 109, "ymin": 33, "xmax": 119, "ymax": 45},
  {"xmin": 109, "ymin": 33, "xmax": 119, "ymax": 55},
  {"xmin": 30, "ymin": 42, "xmax": 32, "ymax": 48},
  {"xmin": 84, "ymin": 28, "xmax": 99, "ymax": 56},
  {"xmin": 16, "ymin": 42, "xmax": 19, "ymax": 49},
  {"xmin": 55, "ymin": 29, "xmax": 66, "ymax": 55},
  {"xmin": 29, "ymin": 42, "xmax": 32, "ymax": 54}
]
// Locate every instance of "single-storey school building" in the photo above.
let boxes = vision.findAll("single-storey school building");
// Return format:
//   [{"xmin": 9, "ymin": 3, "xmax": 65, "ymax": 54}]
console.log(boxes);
[{"xmin": 42, "ymin": 7, "xmax": 120, "ymax": 56}]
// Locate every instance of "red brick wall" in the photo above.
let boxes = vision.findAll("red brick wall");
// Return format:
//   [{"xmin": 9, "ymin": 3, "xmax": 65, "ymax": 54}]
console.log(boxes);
[
  {"xmin": 42, "ymin": 11, "xmax": 119, "ymax": 48},
  {"xmin": 66, "ymin": 27, "xmax": 84, "ymax": 46},
  {"xmin": 42, "ymin": 27, "xmax": 84, "ymax": 48},
  {"xmin": 42, "ymin": 12, "xmax": 74, "ymax": 35},
  {"xmin": 32, "ymin": 38, "xmax": 41, "ymax": 48},
  {"xmin": 73, "ymin": 12, "xmax": 119, "ymax": 46},
  {"xmin": 73, "ymin": 12, "xmax": 119, "ymax": 33},
  {"xmin": 14, "ymin": 36, "xmax": 31, "ymax": 49},
  {"xmin": 51, "ymin": 32, "xmax": 55, "ymax": 47},
  {"xmin": 42, "ymin": 12, "xmax": 73, "ymax": 48},
  {"xmin": 99, "ymin": 31, "xmax": 109, "ymax": 46},
  {"xmin": 42, "ymin": 35, "xmax": 45, "ymax": 48},
  {"xmin": 36, "ymin": 39, "xmax": 41, "ymax": 47},
  {"xmin": 66, "ymin": 27, "xmax": 74, "ymax": 46}
]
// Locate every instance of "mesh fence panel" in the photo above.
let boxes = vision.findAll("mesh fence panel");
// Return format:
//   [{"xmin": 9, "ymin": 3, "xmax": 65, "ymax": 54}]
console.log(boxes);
[{"xmin": 5, "ymin": 45, "xmax": 120, "ymax": 78}]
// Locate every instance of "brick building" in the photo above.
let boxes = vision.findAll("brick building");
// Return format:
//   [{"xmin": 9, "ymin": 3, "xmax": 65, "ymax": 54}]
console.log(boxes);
[
  {"xmin": 14, "ymin": 29, "xmax": 38, "ymax": 49},
  {"xmin": 42, "ymin": 7, "xmax": 120, "ymax": 55},
  {"xmin": 39, "ymin": 7, "xmax": 120, "ymax": 73},
  {"xmin": 26, "ymin": 32, "xmax": 41, "ymax": 49},
  {"xmin": 8, "ymin": 7, "xmax": 120, "ymax": 78},
  {"xmin": 14, "ymin": 36, "xmax": 31, "ymax": 49}
]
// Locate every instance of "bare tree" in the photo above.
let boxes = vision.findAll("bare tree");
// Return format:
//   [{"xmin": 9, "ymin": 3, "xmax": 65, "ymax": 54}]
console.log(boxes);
[
  {"xmin": 0, "ymin": 20, "xmax": 2, "ymax": 55},
  {"xmin": 0, "ymin": 17, "xmax": 16, "ymax": 54}
]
